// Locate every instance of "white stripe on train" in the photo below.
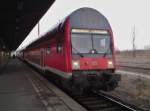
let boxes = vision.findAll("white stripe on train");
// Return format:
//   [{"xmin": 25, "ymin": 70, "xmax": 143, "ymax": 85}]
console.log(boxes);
[{"xmin": 26, "ymin": 59, "xmax": 72, "ymax": 79}]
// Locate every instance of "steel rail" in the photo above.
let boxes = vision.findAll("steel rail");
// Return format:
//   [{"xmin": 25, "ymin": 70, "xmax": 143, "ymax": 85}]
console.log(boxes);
[
  {"xmin": 117, "ymin": 65, "xmax": 150, "ymax": 71},
  {"xmin": 95, "ymin": 91, "xmax": 148, "ymax": 111}
]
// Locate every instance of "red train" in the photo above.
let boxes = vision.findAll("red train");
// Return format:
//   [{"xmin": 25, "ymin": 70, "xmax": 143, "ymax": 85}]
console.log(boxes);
[{"xmin": 19, "ymin": 8, "xmax": 121, "ymax": 93}]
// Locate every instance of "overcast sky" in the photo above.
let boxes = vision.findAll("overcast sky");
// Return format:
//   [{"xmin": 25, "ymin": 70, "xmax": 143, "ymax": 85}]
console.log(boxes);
[{"xmin": 17, "ymin": 0, "xmax": 150, "ymax": 51}]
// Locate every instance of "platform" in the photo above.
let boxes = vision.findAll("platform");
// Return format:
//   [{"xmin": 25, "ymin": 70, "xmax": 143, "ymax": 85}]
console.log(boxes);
[
  {"xmin": 0, "ymin": 59, "xmax": 48, "ymax": 111},
  {"xmin": 0, "ymin": 59, "xmax": 86, "ymax": 111}
]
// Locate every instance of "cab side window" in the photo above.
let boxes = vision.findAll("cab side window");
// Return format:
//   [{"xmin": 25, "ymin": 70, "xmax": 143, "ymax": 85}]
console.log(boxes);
[{"xmin": 57, "ymin": 41, "xmax": 62, "ymax": 53}]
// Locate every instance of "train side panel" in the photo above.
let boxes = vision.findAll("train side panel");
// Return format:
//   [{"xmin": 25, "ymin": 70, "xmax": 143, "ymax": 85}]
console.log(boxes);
[{"xmin": 43, "ymin": 20, "xmax": 72, "ymax": 77}]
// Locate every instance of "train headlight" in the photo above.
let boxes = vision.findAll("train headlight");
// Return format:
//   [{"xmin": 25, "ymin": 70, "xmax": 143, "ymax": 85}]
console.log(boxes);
[
  {"xmin": 72, "ymin": 60, "xmax": 80, "ymax": 69},
  {"xmin": 107, "ymin": 60, "xmax": 114, "ymax": 68}
]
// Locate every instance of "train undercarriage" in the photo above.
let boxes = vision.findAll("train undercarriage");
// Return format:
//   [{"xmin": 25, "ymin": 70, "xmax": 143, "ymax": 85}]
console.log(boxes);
[{"xmin": 61, "ymin": 70, "xmax": 121, "ymax": 94}]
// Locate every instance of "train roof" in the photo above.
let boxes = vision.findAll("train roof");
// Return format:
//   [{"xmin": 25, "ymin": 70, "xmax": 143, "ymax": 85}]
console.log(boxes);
[
  {"xmin": 25, "ymin": 7, "xmax": 111, "ymax": 50},
  {"xmin": 69, "ymin": 7, "xmax": 111, "ymax": 30}
]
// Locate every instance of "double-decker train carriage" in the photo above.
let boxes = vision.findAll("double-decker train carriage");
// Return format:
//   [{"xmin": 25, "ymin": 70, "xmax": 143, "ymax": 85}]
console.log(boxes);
[{"xmin": 20, "ymin": 7, "xmax": 121, "ymax": 93}]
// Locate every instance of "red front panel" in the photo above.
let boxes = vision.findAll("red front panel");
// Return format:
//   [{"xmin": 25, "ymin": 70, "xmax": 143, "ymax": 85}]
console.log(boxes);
[
  {"xmin": 72, "ymin": 56, "xmax": 114, "ymax": 71},
  {"xmin": 79, "ymin": 58, "xmax": 108, "ymax": 70}
]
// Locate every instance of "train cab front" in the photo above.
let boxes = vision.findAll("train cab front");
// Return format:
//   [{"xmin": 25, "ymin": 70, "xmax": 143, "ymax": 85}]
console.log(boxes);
[{"xmin": 70, "ymin": 29, "xmax": 121, "ymax": 91}]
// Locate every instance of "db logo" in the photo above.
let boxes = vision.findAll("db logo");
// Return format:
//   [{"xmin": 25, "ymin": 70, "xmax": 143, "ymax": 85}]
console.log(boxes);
[{"xmin": 91, "ymin": 61, "xmax": 98, "ymax": 66}]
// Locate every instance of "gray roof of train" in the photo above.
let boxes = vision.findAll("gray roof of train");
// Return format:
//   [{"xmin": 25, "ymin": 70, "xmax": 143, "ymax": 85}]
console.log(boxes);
[{"xmin": 69, "ymin": 7, "xmax": 111, "ymax": 30}]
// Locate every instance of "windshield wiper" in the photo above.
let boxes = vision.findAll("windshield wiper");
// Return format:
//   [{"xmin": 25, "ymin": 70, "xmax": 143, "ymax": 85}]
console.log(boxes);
[
  {"xmin": 71, "ymin": 44, "xmax": 84, "ymax": 57},
  {"xmin": 103, "ymin": 48, "xmax": 109, "ymax": 57},
  {"xmin": 103, "ymin": 43, "xmax": 112, "ymax": 57}
]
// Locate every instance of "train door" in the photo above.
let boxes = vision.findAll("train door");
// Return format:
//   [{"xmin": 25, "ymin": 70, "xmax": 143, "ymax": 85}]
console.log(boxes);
[{"xmin": 41, "ymin": 48, "xmax": 45, "ymax": 68}]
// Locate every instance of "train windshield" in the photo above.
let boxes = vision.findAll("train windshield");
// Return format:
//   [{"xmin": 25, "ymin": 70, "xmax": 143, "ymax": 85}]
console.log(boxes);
[{"xmin": 71, "ymin": 33, "xmax": 111, "ymax": 54}]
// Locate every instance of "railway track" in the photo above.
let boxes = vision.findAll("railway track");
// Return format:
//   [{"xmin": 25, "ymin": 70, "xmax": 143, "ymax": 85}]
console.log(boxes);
[
  {"xmin": 117, "ymin": 65, "xmax": 150, "ymax": 76},
  {"xmin": 70, "ymin": 91, "xmax": 146, "ymax": 111},
  {"xmin": 118, "ymin": 65, "xmax": 150, "ymax": 71}
]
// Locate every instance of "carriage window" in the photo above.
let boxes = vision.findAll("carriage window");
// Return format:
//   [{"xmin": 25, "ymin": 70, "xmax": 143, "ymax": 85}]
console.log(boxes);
[
  {"xmin": 57, "ymin": 42, "xmax": 62, "ymax": 53},
  {"xmin": 46, "ymin": 46, "xmax": 51, "ymax": 55}
]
